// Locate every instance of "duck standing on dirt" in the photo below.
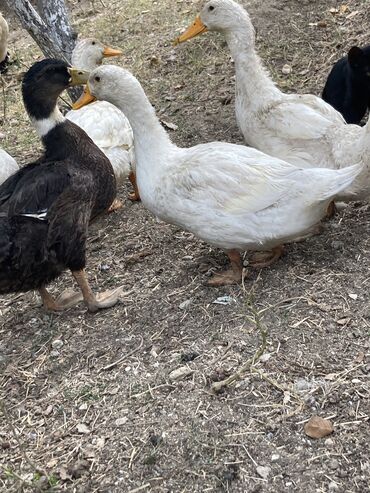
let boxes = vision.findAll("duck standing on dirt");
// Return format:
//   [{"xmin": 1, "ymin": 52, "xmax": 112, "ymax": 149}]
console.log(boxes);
[
  {"xmin": 74, "ymin": 65, "xmax": 361, "ymax": 285},
  {"xmin": 66, "ymin": 38, "xmax": 139, "ymax": 205},
  {"xmin": 0, "ymin": 12, "xmax": 10, "ymax": 73},
  {"xmin": 0, "ymin": 59, "xmax": 121, "ymax": 312},
  {"xmin": 175, "ymin": 0, "xmax": 370, "ymax": 202}
]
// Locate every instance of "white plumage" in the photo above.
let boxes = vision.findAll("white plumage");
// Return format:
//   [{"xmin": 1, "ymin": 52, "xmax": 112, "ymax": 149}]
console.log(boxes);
[
  {"xmin": 80, "ymin": 65, "xmax": 361, "ymax": 284},
  {"xmin": 0, "ymin": 148, "xmax": 18, "ymax": 185},
  {"xmin": 66, "ymin": 38, "xmax": 135, "ymax": 187},
  {"xmin": 176, "ymin": 0, "xmax": 370, "ymax": 201}
]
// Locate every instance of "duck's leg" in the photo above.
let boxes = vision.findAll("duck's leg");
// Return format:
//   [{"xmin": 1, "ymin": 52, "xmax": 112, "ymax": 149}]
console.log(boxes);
[
  {"xmin": 107, "ymin": 198, "xmax": 124, "ymax": 213},
  {"xmin": 326, "ymin": 201, "xmax": 337, "ymax": 219},
  {"xmin": 128, "ymin": 171, "xmax": 141, "ymax": 201},
  {"xmin": 250, "ymin": 245, "xmax": 284, "ymax": 269},
  {"xmin": 39, "ymin": 286, "xmax": 83, "ymax": 311},
  {"xmin": 208, "ymin": 250, "xmax": 243, "ymax": 286},
  {"xmin": 72, "ymin": 269, "xmax": 121, "ymax": 313}
]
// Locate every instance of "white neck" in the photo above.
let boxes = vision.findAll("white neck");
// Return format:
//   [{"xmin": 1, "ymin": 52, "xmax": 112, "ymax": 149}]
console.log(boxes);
[
  {"xmin": 225, "ymin": 28, "xmax": 281, "ymax": 110},
  {"xmin": 31, "ymin": 106, "xmax": 65, "ymax": 137},
  {"xmin": 109, "ymin": 86, "xmax": 174, "ymax": 166},
  {"xmin": 0, "ymin": 16, "xmax": 8, "ymax": 62}
]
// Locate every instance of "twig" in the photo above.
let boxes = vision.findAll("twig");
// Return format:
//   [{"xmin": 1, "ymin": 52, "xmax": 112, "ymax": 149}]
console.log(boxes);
[
  {"xmin": 99, "ymin": 336, "xmax": 143, "ymax": 372},
  {"xmin": 211, "ymin": 295, "xmax": 268, "ymax": 393},
  {"xmin": 0, "ymin": 398, "xmax": 50, "ymax": 481}
]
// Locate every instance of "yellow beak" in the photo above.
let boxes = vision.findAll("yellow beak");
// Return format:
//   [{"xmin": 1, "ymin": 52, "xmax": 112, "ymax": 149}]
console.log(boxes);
[
  {"xmin": 67, "ymin": 67, "xmax": 90, "ymax": 86},
  {"xmin": 72, "ymin": 84, "xmax": 97, "ymax": 110},
  {"xmin": 174, "ymin": 15, "xmax": 208, "ymax": 45},
  {"xmin": 103, "ymin": 46, "xmax": 123, "ymax": 58}
]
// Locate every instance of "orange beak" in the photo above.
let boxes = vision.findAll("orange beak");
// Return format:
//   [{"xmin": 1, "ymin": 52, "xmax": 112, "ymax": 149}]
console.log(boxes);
[
  {"xmin": 103, "ymin": 46, "xmax": 123, "ymax": 58},
  {"xmin": 174, "ymin": 15, "xmax": 208, "ymax": 45},
  {"xmin": 72, "ymin": 84, "xmax": 96, "ymax": 110}
]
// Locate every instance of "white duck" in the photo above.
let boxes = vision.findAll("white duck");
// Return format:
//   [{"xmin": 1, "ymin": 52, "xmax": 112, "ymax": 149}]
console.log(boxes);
[
  {"xmin": 0, "ymin": 12, "xmax": 10, "ymax": 73},
  {"xmin": 75, "ymin": 65, "xmax": 361, "ymax": 285},
  {"xmin": 66, "ymin": 38, "xmax": 139, "ymax": 203},
  {"xmin": 0, "ymin": 148, "xmax": 18, "ymax": 185},
  {"xmin": 175, "ymin": 0, "xmax": 370, "ymax": 202}
]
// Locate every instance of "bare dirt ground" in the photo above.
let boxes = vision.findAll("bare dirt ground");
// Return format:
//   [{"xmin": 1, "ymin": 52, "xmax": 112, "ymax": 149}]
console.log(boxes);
[{"xmin": 0, "ymin": 0, "xmax": 369, "ymax": 491}]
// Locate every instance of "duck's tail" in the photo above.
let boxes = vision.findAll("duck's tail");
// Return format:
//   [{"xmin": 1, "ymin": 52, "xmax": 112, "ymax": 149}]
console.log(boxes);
[{"xmin": 314, "ymin": 163, "xmax": 363, "ymax": 201}]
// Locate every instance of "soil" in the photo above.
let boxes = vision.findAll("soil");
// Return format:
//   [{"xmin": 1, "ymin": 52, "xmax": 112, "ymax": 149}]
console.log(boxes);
[{"xmin": 0, "ymin": 0, "xmax": 369, "ymax": 492}]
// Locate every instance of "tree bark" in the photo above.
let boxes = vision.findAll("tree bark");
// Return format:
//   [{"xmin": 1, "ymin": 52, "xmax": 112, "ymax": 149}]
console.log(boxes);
[{"xmin": 4, "ymin": 0, "xmax": 79, "ymax": 100}]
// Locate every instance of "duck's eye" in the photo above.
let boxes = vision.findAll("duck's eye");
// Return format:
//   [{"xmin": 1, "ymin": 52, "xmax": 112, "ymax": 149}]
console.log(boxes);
[
  {"xmin": 95, "ymin": 76, "xmax": 101, "ymax": 82},
  {"xmin": 209, "ymin": 5, "xmax": 215, "ymax": 11},
  {"xmin": 92, "ymin": 41, "xmax": 96, "ymax": 45}
]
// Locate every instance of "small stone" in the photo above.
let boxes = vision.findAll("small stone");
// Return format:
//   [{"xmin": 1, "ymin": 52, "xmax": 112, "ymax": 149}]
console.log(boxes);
[
  {"xmin": 324, "ymin": 438, "xmax": 334, "ymax": 448},
  {"xmin": 76, "ymin": 423, "xmax": 91, "ymax": 434},
  {"xmin": 256, "ymin": 466, "xmax": 271, "ymax": 480},
  {"xmin": 271, "ymin": 454, "xmax": 280, "ymax": 462},
  {"xmin": 169, "ymin": 366, "xmax": 193, "ymax": 382},
  {"xmin": 79, "ymin": 402, "xmax": 88, "ymax": 411},
  {"xmin": 328, "ymin": 481, "xmax": 340, "ymax": 491},
  {"xmin": 304, "ymin": 416, "xmax": 334, "ymax": 438},
  {"xmin": 179, "ymin": 299, "xmax": 192, "ymax": 310},
  {"xmin": 52, "ymin": 339, "xmax": 63, "ymax": 350},
  {"xmin": 260, "ymin": 353, "xmax": 271, "ymax": 363},
  {"xmin": 331, "ymin": 240, "xmax": 344, "ymax": 250},
  {"xmin": 282, "ymin": 64, "xmax": 292, "ymax": 75},
  {"xmin": 50, "ymin": 350, "xmax": 60, "ymax": 358},
  {"xmin": 294, "ymin": 378, "xmax": 311, "ymax": 392},
  {"xmin": 115, "ymin": 417, "xmax": 128, "ymax": 427},
  {"xmin": 328, "ymin": 458, "xmax": 340, "ymax": 470}
]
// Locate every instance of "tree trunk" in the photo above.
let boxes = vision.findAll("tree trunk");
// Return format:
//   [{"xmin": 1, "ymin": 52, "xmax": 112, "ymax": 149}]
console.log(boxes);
[{"xmin": 3, "ymin": 0, "xmax": 79, "ymax": 100}]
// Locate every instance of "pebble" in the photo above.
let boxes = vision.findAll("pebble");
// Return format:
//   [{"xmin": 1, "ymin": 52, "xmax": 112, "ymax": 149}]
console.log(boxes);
[
  {"xmin": 294, "ymin": 378, "xmax": 311, "ymax": 392},
  {"xmin": 282, "ymin": 64, "xmax": 292, "ymax": 74},
  {"xmin": 179, "ymin": 299, "xmax": 192, "ymax": 310},
  {"xmin": 51, "ymin": 339, "xmax": 63, "ymax": 350},
  {"xmin": 50, "ymin": 350, "xmax": 60, "ymax": 358},
  {"xmin": 115, "ymin": 417, "xmax": 128, "ymax": 427},
  {"xmin": 328, "ymin": 458, "xmax": 340, "ymax": 470},
  {"xmin": 256, "ymin": 466, "xmax": 271, "ymax": 480},
  {"xmin": 328, "ymin": 481, "xmax": 340, "ymax": 491},
  {"xmin": 271, "ymin": 454, "xmax": 280, "ymax": 462},
  {"xmin": 324, "ymin": 438, "xmax": 334, "ymax": 448},
  {"xmin": 331, "ymin": 240, "xmax": 344, "ymax": 250},
  {"xmin": 169, "ymin": 366, "xmax": 193, "ymax": 382}
]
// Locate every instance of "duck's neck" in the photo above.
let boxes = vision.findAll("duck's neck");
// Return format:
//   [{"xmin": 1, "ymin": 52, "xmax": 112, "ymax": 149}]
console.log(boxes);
[
  {"xmin": 111, "ymin": 88, "xmax": 174, "ymax": 167},
  {"xmin": 225, "ymin": 28, "xmax": 281, "ymax": 111},
  {"xmin": 31, "ymin": 105, "xmax": 66, "ymax": 139}
]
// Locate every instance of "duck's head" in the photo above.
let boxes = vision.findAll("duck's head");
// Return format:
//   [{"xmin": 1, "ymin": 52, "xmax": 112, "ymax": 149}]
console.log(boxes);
[
  {"xmin": 0, "ymin": 12, "xmax": 9, "ymax": 63},
  {"xmin": 72, "ymin": 65, "xmax": 144, "ymax": 115},
  {"xmin": 22, "ymin": 59, "xmax": 87, "ymax": 122},
  {"xmin": 71, "ymin": 38, "xmax": 123, "ymax": 72},
  {"xmin": 175, "ymin": 0, "xmax": 253, "ymax": 45}
]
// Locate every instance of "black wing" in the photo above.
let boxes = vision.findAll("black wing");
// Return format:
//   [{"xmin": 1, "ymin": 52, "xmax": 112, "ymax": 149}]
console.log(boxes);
[{"xmin": 0, "ymin": 160, "xmax": 72, "ymax": 216}]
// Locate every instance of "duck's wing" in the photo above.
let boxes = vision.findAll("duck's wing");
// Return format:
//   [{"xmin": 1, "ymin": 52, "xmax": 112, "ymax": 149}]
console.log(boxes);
[
  {"xmin": 0, "ymin": 160, "xmax": 72, "ymax": 217},
  {"xmin": 166, "ymin": 146, "xmax": 300, "ymax": 216},
  {"xmin": 264, "ymin": 95, "xmax": 345, "ymax": 141}
]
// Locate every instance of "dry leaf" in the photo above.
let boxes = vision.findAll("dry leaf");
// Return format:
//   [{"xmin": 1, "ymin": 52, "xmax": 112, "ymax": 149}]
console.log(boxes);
[{"xmin": 304, "ymin": 416, "xmax": 334, "ymax": 438}]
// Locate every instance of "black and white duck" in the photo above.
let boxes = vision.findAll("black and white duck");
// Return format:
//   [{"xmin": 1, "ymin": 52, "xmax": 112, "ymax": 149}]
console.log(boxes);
[{"xmin": 0, "ymin": 59, "xmax": 122, "ymax": 312}]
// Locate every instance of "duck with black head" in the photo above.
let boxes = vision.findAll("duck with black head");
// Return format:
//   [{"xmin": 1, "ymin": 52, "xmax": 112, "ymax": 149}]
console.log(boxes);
[{"xmin": 0, "ymin": 59, "xmax": 122, "ymax": 313}]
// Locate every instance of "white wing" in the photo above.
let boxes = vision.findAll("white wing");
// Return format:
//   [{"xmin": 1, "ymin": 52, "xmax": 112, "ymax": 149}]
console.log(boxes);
[{"xmin": 0, "ymin": 148, "xmax": 19, "ymax": 185}]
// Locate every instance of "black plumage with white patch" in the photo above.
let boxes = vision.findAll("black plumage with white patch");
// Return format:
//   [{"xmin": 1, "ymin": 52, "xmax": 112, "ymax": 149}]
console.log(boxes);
[{"xmin": 0, "ymin": 59, "xmax": 116, "ymax": 294}]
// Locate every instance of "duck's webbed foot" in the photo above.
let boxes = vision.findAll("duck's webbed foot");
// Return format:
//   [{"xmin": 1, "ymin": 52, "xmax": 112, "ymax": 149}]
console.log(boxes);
[
  {"xmin": 107, "ymin": 198, "xmax": 124, "ymax": 213},
  {"xmin": 207, "ymin": 250, "xmax": 244, "ymax": 286},
  {"xmin": 128, "ymin": 171, "xmax": 141, "ymax": 201},
  {"xmin": 250, "ymin": 245, "xmax": 284, "ymax": 268},
  {"xmin": 39, "ymin": 286, "xmax": 83, "ymax": 311},
  {"xmin": 72, "ymin": 269, "xmax": 121, "ymax": 313}
]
